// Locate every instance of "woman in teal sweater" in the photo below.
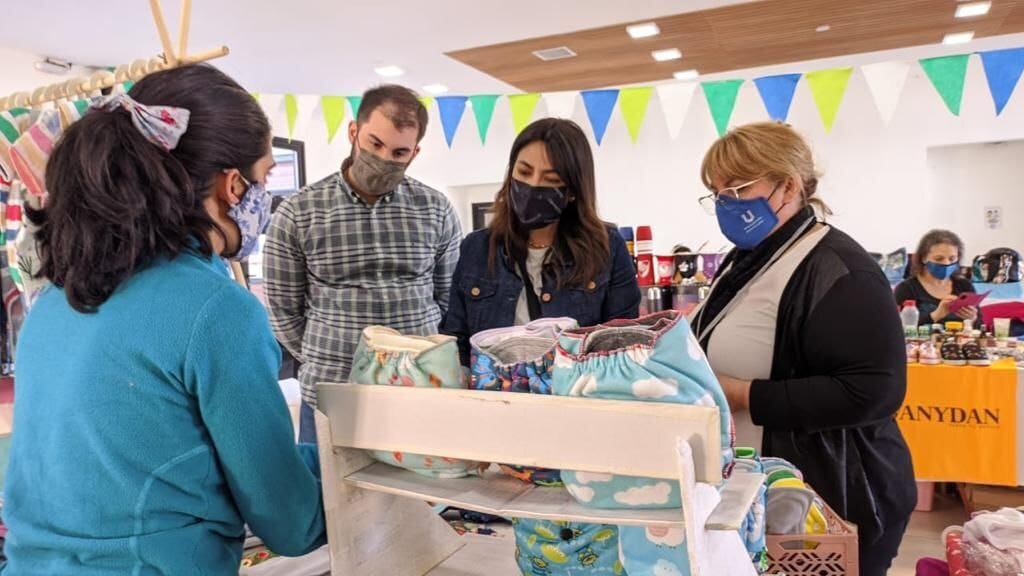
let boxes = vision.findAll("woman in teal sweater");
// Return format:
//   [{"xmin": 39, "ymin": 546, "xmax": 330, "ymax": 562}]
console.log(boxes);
[{"xmin": 2, "ymin": 65, "xmax": 326, "ymax": 575}]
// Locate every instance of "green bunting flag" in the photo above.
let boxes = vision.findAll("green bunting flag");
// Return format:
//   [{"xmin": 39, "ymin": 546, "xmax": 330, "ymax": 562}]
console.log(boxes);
[
  {"xmin": 346, "ymin": 96, "xmax": 363, "ymax": 119},
  {"xmin": 805, "ymin": 68, "xmax": 854, "ymax": 132},
  {"xmin": 920, "ymin": 55, "xmax": 971, "ymax": 116},
  {"xmin": 321, "ymin": 96, "xmax": 347, "ymax": 144},
  {"xmin": 619, "ymin": 87, "xmax": 654, "ymax": 143},
  {"xmin": 508, "ymin": 93, "xmax": 542, "ymax": 135},
  {"xmin": 284, "ymin": 94, "xmax": 298, "ymax": 140},
  {"xmin": 468, "ymin": 95, "xmax": 500, "ymax": 144},
  {"xmin": 702, "ymin": 80, "xmax": 744, "ymax": 136}
]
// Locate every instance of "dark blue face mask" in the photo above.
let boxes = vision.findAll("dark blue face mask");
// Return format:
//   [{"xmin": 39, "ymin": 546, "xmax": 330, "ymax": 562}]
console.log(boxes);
[
  {"xmin": 925, "ymin": 261, "xmax": 959, "ymax": 281},
  {"xmin": 714, "ymin": 183, "xmax": 782, "ymax": 250}
]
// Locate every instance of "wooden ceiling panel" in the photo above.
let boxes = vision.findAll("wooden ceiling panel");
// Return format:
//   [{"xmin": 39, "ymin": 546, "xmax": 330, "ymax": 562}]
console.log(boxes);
[{"xmin": 446, "ymin": 0, "xmax": 1024, "ymax": 92}]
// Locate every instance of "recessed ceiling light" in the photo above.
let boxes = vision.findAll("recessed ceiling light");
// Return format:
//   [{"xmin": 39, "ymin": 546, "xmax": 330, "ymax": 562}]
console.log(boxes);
[
  {"xmin": 533, "ymin": 46, "xmax": 577, "ymax": 61},
  {"xmin": 816, "ymin": 24, "xmax": 831, "ymax": 32},
  {"xmin": 423, "ymin": 84, "xmax": 449, "ymax": 95},
  {"xmin": 652, "ymin": 48, "xmax": 683, "ymax": 62},
  {"xmin": 627, "ymin": 22, "xmax": 661, "ymax": 39},
  {"xmin": 943, "ymin": 31, "xmax": 975, "ymax": 45},
  {"xmin": 956, "ymin": 1, "xmax": 991, "ymax": 18},
  {"xmin": 673, "ymin": 69, "xmax": 700, "ymax": 81},
  {"xmin": 374, "ymin": 65, "xmax": 405, "ymax": 78}
]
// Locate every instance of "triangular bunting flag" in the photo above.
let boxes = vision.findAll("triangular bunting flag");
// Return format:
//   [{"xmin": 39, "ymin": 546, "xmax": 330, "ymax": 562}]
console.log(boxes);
[
  {"xmin": 468, "ymin": 95, "xmax": 499, "ymax": 145},
  {"xmin": 702, "ymin": 80, "xmax": 744, "ymax": 136},
  {"xmin": 437, "ymin": 96, "xmax": 469, "ymax": 148},
  {"xmin": 419, "ymin": 96, "xmax": 434, "ymax": 111},
  {"xmin": 508, "ymin": 93, "xmax": 541, "ymax": 134},
  {"xmin": 656, "ymin": 83, "xmax": 698, "ymax": 139},
  {"xmin": 284, "ymin": 94, "xmax": 299, "ymax": 140},
  {"xmin": 321, "ymin": 96, "xmax": 346, "ymax": 144},
  {"xmin": 920, "ymin": 55, "xmax": 970, "ymax": 116},
  {"xmin": 346, "ymin": 96, "xmax": 363, "ymax": 119},
  {"xmin": 619, "ymin": 87, "xmax": 654, "ymax": 143},
  {"xmin": 980, "ymin": 47, "xmax": 1024, "ymax": 115},
  {"xmin": 861, "ymin": 61, "xmax": 911, "ymax": 125},
  {"xmin": 805, "ymin": 68, "xmax": 853, "ymax": 132},
  {"xmin": 581, "ymin": 89, "xmax": 620, "ymax": 145},
  {"xmin": 543, "ymin": 92, "xmax": 578, "ymax": 119},
  {"xmin": 753, "ymin": 74, "xmax": 802, "ymax": 121}
]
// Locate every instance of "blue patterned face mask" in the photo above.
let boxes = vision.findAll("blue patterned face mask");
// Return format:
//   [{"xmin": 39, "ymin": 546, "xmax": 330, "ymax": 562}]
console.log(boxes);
[{"xmin": 227, "ymin": 174, "xmax": 272, "ymax": 261}]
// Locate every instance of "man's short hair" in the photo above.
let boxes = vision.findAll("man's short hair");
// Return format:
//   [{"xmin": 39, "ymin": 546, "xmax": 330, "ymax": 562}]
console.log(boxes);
[{"xmin": 357, "ymin": 85, "xmax": 428, "ymax": 142}]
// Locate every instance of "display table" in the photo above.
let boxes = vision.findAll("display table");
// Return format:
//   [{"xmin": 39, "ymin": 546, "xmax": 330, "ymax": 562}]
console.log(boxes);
[{"xmin": 899, "ymin": 363, "xmax": 1024, "ymax": 486}]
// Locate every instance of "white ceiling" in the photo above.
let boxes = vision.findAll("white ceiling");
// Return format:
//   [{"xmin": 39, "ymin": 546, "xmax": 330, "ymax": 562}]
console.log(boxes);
[{"xmin": 0, "ymin": 0, "xmax": 756, "ymax": 94}]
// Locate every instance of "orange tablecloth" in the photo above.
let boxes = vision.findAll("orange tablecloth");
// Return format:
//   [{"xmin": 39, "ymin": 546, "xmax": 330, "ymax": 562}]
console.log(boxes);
[{"xmin": 898, "ymin": 363, "xmax": 1021, "ymax": 486}]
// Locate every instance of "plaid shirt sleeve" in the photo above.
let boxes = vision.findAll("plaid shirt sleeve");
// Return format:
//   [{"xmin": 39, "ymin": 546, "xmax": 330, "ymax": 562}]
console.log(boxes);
[
  {"xmin": 263, "ymin": 200, "xmax": 308, "ymax": 361},
  {"xmin": 433, "ymin": 201, "xmax": 463, "ymax": 317}
]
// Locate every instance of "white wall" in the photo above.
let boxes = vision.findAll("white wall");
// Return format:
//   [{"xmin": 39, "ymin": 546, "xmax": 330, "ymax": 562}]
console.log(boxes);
[
  {"xmin": 260, "ymin": 52, "xmax": 1024, "ymax": 257},
  {"xmin": 927, "ymin": 140, "xmax": 1024, "ymax": 258}
]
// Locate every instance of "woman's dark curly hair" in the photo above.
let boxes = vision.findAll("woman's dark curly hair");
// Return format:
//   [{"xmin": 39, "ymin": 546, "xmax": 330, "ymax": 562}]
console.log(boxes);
[{"xmin": 33, "ymin": 64, "xmax": 270, "ymax": 313}]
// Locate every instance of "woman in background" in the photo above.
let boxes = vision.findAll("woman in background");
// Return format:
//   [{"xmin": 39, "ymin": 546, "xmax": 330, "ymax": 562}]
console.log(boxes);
[
  {"xmin": 3, "ymin": 65, "xmax": 325, "ymax": 575},
  {"xmin": 894, "ymin": 229, "xmax": 980, "ymax": 326}
]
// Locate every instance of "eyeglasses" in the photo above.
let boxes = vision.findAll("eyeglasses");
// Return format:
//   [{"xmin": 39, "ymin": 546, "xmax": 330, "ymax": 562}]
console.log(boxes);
[{"xmin": 697, "ymin": 178, "xmax": 763, "ymax": 215}]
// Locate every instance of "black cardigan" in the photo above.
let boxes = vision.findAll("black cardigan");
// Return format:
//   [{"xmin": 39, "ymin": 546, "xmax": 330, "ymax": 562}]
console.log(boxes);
[{"xmin": 746, "ymin": 227, "xmax": 917, "ymax": 547}]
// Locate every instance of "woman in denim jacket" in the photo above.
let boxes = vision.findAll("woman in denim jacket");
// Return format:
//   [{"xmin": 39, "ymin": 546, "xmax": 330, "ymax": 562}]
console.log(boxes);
[{"xmin": 441, "ymin": 118, "xmax": 640, "ymax": 575}]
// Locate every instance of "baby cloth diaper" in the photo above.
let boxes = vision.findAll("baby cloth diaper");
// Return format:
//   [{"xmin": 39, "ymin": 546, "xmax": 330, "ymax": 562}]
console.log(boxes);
[
  {"xmin": 470, "ymin": 317, "xmax": 577, "ymax": 487},
  {"xmin": 551, "ymin": 310, "xmax": 735, "ymax": 576},
  {"xmin": 349, "ymin": 326, "xmax": 477, "ymax": 478}
]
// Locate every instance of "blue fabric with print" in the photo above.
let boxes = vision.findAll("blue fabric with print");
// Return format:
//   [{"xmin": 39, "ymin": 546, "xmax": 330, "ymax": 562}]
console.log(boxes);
[
  {"xmin": 513, "ymin": 519, "xmax": 625, "ymax": 576},
  {"xmin": 732, "ymin": 449, "xmax": 769, "ymax": 573},
  {"xmin": 551, "ymin": 310, "xmax": 735, "ymax": 576},
  {"xmin": 470, "ymin": 318, "xmax": 578, "ymax": 487}
]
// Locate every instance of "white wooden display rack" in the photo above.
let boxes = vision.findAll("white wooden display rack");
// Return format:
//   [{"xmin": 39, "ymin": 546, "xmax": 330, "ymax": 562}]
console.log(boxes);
[{"xmin": 315, "ymin": 383, "xmax": 765, "ymax": 576}]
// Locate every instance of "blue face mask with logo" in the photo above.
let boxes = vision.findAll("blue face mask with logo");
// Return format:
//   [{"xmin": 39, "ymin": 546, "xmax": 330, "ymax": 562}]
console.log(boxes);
[
  {"xmin": 714, "ymin": 184, "xmax": 782, "ymax": 250},
  {"xmin": 925, "ymin": 261, "xmax": 959, "ymax": 281}
]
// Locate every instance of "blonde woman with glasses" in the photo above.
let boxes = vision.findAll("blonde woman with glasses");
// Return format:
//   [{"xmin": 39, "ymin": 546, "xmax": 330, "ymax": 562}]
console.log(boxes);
[{"xmin": 691, "ymin": 122, "xmax": 915, "ymax": 576}]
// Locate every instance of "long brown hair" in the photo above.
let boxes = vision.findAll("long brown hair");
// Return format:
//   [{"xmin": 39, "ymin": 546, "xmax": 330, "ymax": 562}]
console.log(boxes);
[
  {"xmin": 37, "ymin": 64, "xmax": 270, "ymax": 313},
  {"xmin": 487, "ymin": 118, "xmax": 609, "ymax": 288}
]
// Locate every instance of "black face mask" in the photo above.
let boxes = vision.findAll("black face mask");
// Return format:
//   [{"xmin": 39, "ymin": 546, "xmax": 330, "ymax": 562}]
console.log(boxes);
[{"xmin": 510, "ymin": 179, "xmax": 569, "ymax": 230}]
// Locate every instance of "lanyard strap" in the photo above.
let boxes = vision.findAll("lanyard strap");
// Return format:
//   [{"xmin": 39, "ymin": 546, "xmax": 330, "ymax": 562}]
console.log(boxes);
[
  {"xmin": 695, "ymin": 217, "xmax": 818, "ymax": 344},
  {"xmin": 515, "ymin": 253, "xmax": 543, "ymax": 321}
]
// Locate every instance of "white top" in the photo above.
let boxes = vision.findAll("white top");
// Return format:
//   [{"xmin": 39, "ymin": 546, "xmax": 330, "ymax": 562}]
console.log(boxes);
[
  {"xmin": 698, "ymin": 225, "xmax": 829, "ymax": 448},
  {"xmin": 514, "ymin": 248, "xmax": 550, "ymax": 326}
]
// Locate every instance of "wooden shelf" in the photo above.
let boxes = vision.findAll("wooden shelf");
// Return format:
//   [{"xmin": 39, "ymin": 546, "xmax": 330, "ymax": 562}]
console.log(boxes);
[{"xmin": 345, "ymin": 462, "xmax": 764, "ymax": 530}]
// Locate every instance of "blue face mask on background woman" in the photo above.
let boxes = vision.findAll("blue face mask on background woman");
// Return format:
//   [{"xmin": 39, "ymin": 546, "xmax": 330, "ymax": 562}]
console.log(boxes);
[
  {"xmin": 713, "ymin": 181, "xmax": 782, "ymax": 250},
  {"xmin": 925, "ymin": 261, "xmax": 959, "ymax": 281},
  {"xmin": 227, "ymin": 174, "xmax": 273, "ymax": 261}
]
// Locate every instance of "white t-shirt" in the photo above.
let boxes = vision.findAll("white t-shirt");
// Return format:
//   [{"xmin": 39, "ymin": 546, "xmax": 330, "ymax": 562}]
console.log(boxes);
[{"xmin": 514, "ymin": 248, "xmax": 550, "ymax": 326}]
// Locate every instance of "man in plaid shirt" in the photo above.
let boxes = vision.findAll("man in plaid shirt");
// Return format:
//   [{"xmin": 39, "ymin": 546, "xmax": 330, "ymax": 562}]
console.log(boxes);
[{"xmin": 264, "ymin": 85, "xmax": 462, "ymax": 442}]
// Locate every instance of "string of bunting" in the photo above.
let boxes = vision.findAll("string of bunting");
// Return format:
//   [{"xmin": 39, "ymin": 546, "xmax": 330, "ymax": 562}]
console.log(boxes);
[{"xmin": 253, "ymin": 46, "xmax": 1024, "ymax": 147}]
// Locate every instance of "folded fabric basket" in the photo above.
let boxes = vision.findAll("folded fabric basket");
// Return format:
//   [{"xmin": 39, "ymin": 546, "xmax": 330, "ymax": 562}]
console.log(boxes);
[
  {"xmin": 470, "ymin": 317, "xmax": 577, "ymax": 486},
  {"xmin": 349, "ymin": 326, "xmax": 478, "ymax": 478},
  {"xmin": 551, "ymin": 310, "xmax": 741, "ymax": 576}
]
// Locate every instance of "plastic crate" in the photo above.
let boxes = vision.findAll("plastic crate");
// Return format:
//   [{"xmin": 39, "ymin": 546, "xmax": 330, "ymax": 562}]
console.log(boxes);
[{"xmin": 765, "ymin": 503, "xmax": 859, "ymax": 576}]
